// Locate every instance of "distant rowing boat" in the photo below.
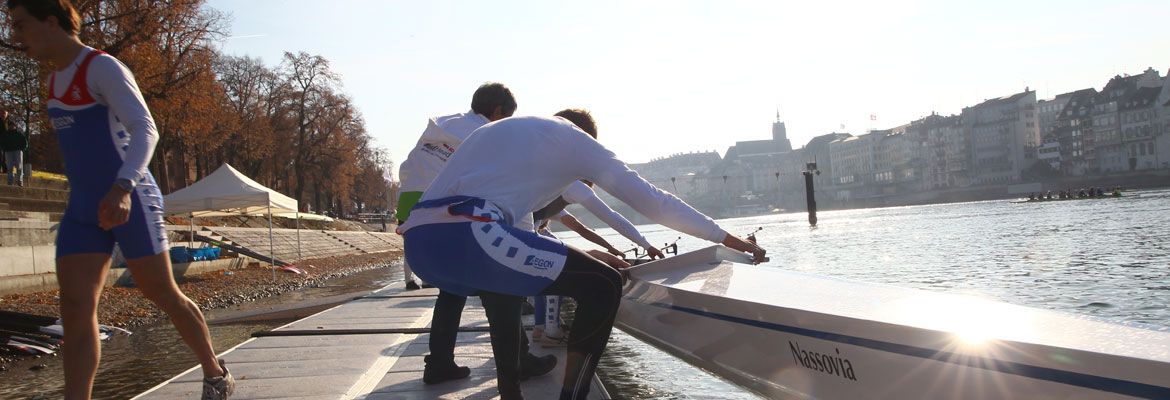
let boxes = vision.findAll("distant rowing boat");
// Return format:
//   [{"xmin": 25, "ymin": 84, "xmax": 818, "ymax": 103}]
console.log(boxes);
[
  {"xmin": 616, "ymin": 245, "xmax": 1170, "ymax": 399},
  {"xmin": 1010, "ymin": 194, "xmax": 1137, "ymax": 204}
]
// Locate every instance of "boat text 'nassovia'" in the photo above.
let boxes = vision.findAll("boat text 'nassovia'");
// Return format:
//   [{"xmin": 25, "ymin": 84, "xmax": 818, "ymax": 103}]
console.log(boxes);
[{"xmin": 790, "ymin": 341, "xmax": 857, "ymax": 381}]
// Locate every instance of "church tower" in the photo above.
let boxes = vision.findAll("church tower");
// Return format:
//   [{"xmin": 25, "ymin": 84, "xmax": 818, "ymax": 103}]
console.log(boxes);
[{"xmin": 772, "ymin": 110, "xmax": 793, "ymax": 152}]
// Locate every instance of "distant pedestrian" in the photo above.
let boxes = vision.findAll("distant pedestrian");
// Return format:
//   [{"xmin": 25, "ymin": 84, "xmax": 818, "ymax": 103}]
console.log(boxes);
[
  {"xmin": 6, "ymin": 1, "xmax": 233, "ymax": 399},
  {"xmin": 0, "ymin": 109, "xmax": 28, "ymax": 186}
]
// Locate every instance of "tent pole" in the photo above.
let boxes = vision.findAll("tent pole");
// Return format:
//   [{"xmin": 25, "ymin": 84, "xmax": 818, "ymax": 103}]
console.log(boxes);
[
  {"xmin": 268, "ymin": 205, "xmax": 275, "ymax": 281},
  {"xmin": 189, "ymin": 213, "xmax": 194, "ymax": 248},
  {"xmin": 296, "ymin": 211, "xmax": 302, "ymax": 268}
]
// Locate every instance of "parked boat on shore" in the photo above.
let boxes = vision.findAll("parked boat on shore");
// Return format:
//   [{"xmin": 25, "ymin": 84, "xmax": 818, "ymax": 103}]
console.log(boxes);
[{"xmin": 616, "ymin": 245, "xmax": 1170, "ymax": 399}]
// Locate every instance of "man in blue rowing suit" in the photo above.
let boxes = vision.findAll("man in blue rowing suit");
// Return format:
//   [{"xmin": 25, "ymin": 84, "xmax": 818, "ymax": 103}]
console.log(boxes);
[
  {"xmin": 7, "ymin": 1, "xmax": 232, "ymax": 399},
  {"xmin": 396, "ymin": 83, "xmax": 557, "ymax": 385},
  {"xmin": 396, "ymin": 83, "xmax": 515, "ymax": 290},
  {"xmin": 398, "ymin": 109, "xmax": 765, "ymax": 400}
]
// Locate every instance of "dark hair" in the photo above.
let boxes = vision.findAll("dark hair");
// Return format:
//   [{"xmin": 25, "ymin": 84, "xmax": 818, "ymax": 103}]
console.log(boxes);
[
  {"xmin": 470, "ymin": 82, "xmax": 517, "ymax": 118},
  {"xmin": 554, "ymin": 108, "xmax": 597, "ymax": 138},
  {"xmin": 7, "ymin": 0, "xmax": 80, "ymax": 35}
]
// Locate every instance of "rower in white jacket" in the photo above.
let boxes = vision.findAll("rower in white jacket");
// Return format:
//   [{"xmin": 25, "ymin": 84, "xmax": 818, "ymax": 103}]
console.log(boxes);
[
  {"xmin": 396, "ymin": 83, "xmax": 560, "ymax": 387},
  {"xmin": 399, "ymin": 109, "xmax": 765, "ymax": 400},
  {"xmin": 396, "ymin": 84, "xmax": 515, "ymax": 289}
]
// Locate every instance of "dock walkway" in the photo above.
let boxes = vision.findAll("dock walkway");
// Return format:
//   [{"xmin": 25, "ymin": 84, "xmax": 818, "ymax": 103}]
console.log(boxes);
[{"xmin": 134, "ymin": 286, "xmax": 608, "ymax": 399}]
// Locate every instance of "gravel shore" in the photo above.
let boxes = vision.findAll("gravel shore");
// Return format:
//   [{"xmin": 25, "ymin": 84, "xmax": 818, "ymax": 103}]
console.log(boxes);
[{"xmin": 0, "ymin": 251, "xmax": 403, "ymax": 366}]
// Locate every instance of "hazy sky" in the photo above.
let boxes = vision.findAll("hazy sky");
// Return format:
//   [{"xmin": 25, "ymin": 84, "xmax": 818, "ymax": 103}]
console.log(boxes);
[{"xmin": 205, "ymin": 0, "xmax": 1169, "ymax": 176}]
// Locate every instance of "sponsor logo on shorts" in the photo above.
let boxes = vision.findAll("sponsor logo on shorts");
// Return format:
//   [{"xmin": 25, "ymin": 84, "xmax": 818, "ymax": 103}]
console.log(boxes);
[
  {"xmin": 524, "ymin": 255, "xmax": 554, "ymax": 270},
  {"xmin": 51, "ymin": 115, "xmax": 76, "ymax": 130}
]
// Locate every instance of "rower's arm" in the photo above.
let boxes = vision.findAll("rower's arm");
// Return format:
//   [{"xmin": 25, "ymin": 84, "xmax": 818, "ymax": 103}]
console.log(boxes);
[
  {"xmin": 91, "ymin": 56, "xmax": 158, "ymax": 184},
  {"xmin": 722, "ymin": 234, "xmax": 767, "ymax": 264},
  {"xmin": 565, "ymin": 182, "xmax": 654, "ymax": 250},
  {"xmin": 578, "ymin": 152, "xmax": 727, "ymax": 243},
  {"xmin": 559, "ymin": 213, "xmax": 623, "ymax": 256}
]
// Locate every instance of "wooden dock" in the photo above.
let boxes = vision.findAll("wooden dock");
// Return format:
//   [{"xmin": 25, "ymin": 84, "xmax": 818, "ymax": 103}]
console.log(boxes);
[{"xmin": 133, "ymin": 286, "xmax": 608, "ymax": 399}]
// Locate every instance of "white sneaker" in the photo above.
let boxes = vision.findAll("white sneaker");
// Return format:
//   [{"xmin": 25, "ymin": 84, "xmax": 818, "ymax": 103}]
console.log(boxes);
[{"xmin": 201, "ymin": 359, "xmax": 235, "ymax": 400}]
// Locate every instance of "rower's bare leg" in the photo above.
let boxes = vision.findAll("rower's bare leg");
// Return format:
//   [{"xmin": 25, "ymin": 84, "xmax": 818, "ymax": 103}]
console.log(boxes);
[
  {"xmin": 126, "ymin": 252, "xmax": 224, "ymax": 378},
  {"xmin": 56, "ymin": 253, "xmax": 114, "ymax": 400}
]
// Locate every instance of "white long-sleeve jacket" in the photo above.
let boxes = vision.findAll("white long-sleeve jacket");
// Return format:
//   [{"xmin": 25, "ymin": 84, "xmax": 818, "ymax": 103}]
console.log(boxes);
[
  {"xmin": 400, "ymin": 116, "xmax": 727, "ymax": 244},
  {"xmin": 397, "ymin": 111, "xmax": 489, "ymax": 193}
]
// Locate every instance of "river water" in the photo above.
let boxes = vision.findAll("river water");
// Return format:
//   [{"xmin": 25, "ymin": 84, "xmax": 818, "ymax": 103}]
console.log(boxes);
[
  {"xmin": 570, "ymin": 188, "xmax": 1170, "ymax": 398},
  {"xmin": 4, "ymin": 190, "xmax": 1167, "ymax": 399}
]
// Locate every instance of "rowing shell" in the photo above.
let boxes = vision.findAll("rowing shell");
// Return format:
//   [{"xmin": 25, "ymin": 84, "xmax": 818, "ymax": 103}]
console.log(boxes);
[{"xmin": 616, "ymin": 245, "xmax": 1170, "ymax": 399}]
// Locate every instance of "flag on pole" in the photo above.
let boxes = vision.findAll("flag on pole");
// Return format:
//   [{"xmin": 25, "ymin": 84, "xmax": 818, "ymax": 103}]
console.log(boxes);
[
  {"xmin": 839, "ymin": 123, "xmax": 845, "ymax": 129},
  {"xmin": 870, "ymin": 115, "xmax": 877, "ymax": 121}
]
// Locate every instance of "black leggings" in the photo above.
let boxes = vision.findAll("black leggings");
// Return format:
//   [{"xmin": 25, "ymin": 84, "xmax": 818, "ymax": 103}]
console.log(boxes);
[
  {"xmin": 541, "ymin": 247, "xmax": 624, "ymax": 399},
  {"xmin": 479, "ymin": 246, "xmax": 623, "ymax": 399},
  {"xmin": 429, "ymin": 290, "xmax": 531, "ymax": 366}
]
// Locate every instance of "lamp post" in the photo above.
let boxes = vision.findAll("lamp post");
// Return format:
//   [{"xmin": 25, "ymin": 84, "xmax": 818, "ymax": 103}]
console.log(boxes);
[{"xmin": 802, "ymin": 162, "xmax": 819, "ymax": 226}]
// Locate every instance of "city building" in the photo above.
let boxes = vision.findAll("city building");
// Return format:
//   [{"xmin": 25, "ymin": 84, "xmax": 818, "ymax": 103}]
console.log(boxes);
[
  {"xmin": 1093, "ymin": 71, "xmax": 1161, "ymax": 173},
  {"xmin": 1158, "ymin": 69, "xmax": 1170, "ymax": 169},
  {"xmin": 828, "ymin": 131, "xmax": 876, "ymax": 203},
  {"xmin": 1037, "ymin": 133, "xmax": 1061, "ymax": 170},
  {"xmin": 961, "ymin": 89, "xmax": 1039, "ymax": 185},
  {"xmin": 923, "ymin": 114, "xmax": 969, "ymax": 189},
  {"xmin": 1119, "ymin": 86, "xmax": 1162, "ymax": 171},
  {"xmin": 1052, "ymin": 89, "xmax": 1097, "ymax": 176},
  {"xmin": 628, "ymin": 151, "xmax": 723, "ymax": 199},
  {"xmin": 576, "ymin": 67, "xmax": 1170, "ymax": 224}
]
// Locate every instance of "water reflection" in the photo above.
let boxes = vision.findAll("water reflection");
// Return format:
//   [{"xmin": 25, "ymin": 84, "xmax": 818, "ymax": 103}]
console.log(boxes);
[{"xmin": 569, "ymin": 188, "xmax": 1170, "ymax": 397}]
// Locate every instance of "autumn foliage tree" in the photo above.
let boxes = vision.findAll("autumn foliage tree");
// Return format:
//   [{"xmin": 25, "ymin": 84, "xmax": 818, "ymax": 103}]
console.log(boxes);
[{"xmin": 0, "ymin": 1, "xmax": 392, "ymax": 216}]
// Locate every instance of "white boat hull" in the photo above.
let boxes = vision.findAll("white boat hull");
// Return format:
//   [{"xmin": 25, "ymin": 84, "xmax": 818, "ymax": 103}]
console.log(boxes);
[{"xmin": 616, "ymin": 246, "xmax": 1170, "ymax": 399}]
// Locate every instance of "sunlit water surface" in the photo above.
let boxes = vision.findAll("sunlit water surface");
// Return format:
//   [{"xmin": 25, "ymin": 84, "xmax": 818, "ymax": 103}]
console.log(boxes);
[{"xmin": 563, "ymin": 188, "xmax": 1170, "ymax": 398}]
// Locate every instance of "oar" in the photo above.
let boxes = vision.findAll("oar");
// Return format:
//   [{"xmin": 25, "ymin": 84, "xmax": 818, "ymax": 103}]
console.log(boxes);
[
  {"xmin": 746, "ymin": 227, "xmax": 763, "ymax": 244},
  {"xmin": 622, "ymin": 237, "xmax": 681, "ymax": 264}
]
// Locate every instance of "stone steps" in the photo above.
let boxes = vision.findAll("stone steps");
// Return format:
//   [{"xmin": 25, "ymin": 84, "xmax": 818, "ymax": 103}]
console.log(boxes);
[
  {"xmin": 24, "ymin": 176, "xmax": 70, "ymax": 191},
  {"xmin": 0, "ymin": 184, "xmax": 70, "ymax": 202},
  {"xmin": 0, "ymin": 196, "xmax": 68, "ymax": 213},
  {"xmin": 203, "ymin": 226, "xmax": 390, "ymax": 263},
  {"xmin": 0, "ymin": 210, "xmax": 60, "ymax": 222},
  {"xmin": 324, "ymin": 231, "xmax": 402, "ymax": 253}
]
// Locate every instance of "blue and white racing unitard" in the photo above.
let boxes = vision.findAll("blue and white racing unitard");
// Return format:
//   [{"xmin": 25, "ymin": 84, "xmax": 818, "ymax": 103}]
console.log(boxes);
[
  {"xmin": 402, "ymin": 196, "xmax": 568, "ymax": 296},
  {"xmin": 399, "ymin": 116, "xmax": 727, "ymax": 297},
  {"xmin": 49, "ymin": 47, "xmax": 167, "ymax": 259}
]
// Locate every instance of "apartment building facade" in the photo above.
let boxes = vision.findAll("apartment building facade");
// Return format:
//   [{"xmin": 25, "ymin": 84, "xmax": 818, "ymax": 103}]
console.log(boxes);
[{"xmin": 961, "ymin": 90, "xmax": 1039, "ymax": 185}]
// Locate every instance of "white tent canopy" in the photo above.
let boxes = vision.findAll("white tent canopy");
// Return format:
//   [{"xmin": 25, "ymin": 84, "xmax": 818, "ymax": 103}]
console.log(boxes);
[
  {"xmin": 163, "ymin": 163, "xmax": 302, "ymax": 276},
  {"xmin": 165, "ymin": 163, "xmax": 298, "ymax": 217}
]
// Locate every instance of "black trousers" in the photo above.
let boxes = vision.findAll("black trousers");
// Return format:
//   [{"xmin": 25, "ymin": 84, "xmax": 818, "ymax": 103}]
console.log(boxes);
[
  {"xmin": 479, "ymin": 246, "xmax": 623, "ymax": 400},
  {"xmin": 430, "ymin": 246, "xmax": 622, "ymax": 399},
  {"xmin": 427, "ymin": 290, "xmax": 531, "ymax": 367}
]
